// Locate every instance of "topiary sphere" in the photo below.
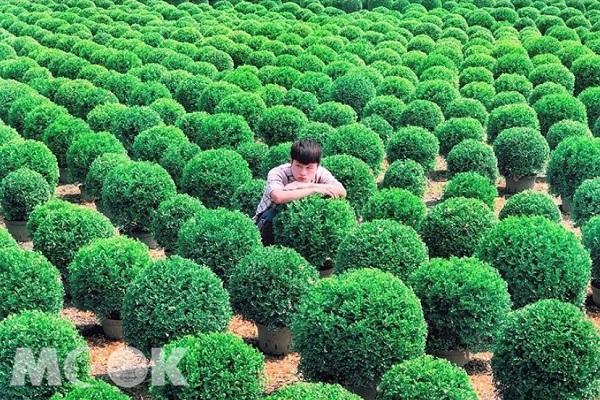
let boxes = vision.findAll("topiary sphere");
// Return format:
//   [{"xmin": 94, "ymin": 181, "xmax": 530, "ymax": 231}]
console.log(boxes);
[
  {"xmin": 362, "ymin": 95, "xmax": 406, "ymax": 130},
  {"xmin": 493, "ymin": 53, "xmax": 533, "ymax": 78},
  {"xmin": 132, "ymin": 125, "xmax": 189, "ymax": 163},
  {"xmin": 122, "ymin": 256, "xmax": 232, "ymax": 356},
  {"xmin": 361, "ymin": 187, "xmax": 427, "ymax": 229},
  {"xmin": 323, "ymin": 123, "xmax": 384, "ymax": 174},
  {"xmin": 0, "ymin": 124, "xmax": 21, "ymax": 148},
  {"xmin": 499, "ymin": 190, "xmax": 561, "ymax": 222},
  {"xmin": 414, "ymin": 79, "xmax": 460, "ymax": 112},
  {"xmin": 0, "ymin": 167, "xmax": 51, "ymax": 221},
  {"xmin": 533, "ymin": 93, "xmax": 588, "ymax": 136},
  {"xmin": 376, "ymin": 77, "xmax": 415, "ymax": 103},
  {"xmin": 266, "ymin": 382, "xmax": 361, "ymax": 400},
  {"xmin": 296, "ymin": 121, "xmax": 334, "ymax": 146},
  {"xmin": 330, "ymin": 73, "xmax": 377, "ymax": 115},
  {"xmin": 477, "ymin": 216, "xmax": 591, "ymax": 308},
  {"xmin": 182, "ymin": 148, "xmax": 252, "ymax": 209},
  {"xmin": 258, "ymin": 84, "xmax": 286, "ymax": 108},
  {"xmin": 335, "ymin": 219, "xmax": 428, "ymax": 281},
  {"xmin": 196, "ymin": 112, "xmax": 254, "ymax": 150},
  {"xmin": 486, "ymin": 103, "xmax": 540, "ymax": 143},
  {"xmin": 529, "ymin": 63, "xmax": 576, "ymax": 93},
  {"xmin": 274, "ymin": 196, "xmax": 357, "ymax": 267},
  {"xmin": 215, "ymin": 92, "xmax": 266, "ymax": 131},
  {"xmin": 433, "ymin": 117, "xmax": 484, "ymax": 157},
  {"xmin": 460, "ymin": 81, "xmax": 496, "ymax": 111},
  {"xmin": 230, "ymin": 179, "xmax": 266, "ymax": 218},
  {"xmin": 256, "ymin": 105, "xmax": 308, "ymax": 145},
  {"xmin": 294, "ymin": 71, "xmax": 333, "ymax": 103},
  {"xmin": 321, "ymin": 155, "xmax": 377, "ymax": 214},
  {"xmin": 0, "ymin": 139, "xmax": 58, "ymax": 190},
  {"xmin": 0, "ymin": 226, "xmax": 18, "ymax": 250},
  {"xmin": 572, "ymin": 177, "xmax": 600, "ymax": 227},
  {"xmin": 149, "ymin": 97, "xmax": 185, "ymax": 125},
  {"xmin": 492, "ymin": 299, "xmax": 600, "ymax": 400},
  {"xmin": 150, "ymin": 194, "xmax": 205, "ymax": 253},
  {"xmin": 490, "ymin": 91, "xmax": 528, "ymax": 110},
  {"xmin": 447, "ymin": 139, "xmax": 499, "ymax": 184},
  {"xmin": 582, "ymin": 215, "xmax": 600, "ymax": 280},
  {"xmin": 282, "ymin": 89, "xmax": 319, "ymax": 116},
  {"xmin": 386, "ymin": 126, "xmax": 439, "ymax": 173},
  {"xmin": 260, "ymin": 142, "xmax": 292, "ymax": 177},
  {"xmin": 22, "ymin": 103, "xmax": 68, "ymax": 142},
  {"xmin": 235, "ymin": 141, "xmax": 269, "ymax": 179},
  {"xmin": 547, "ymin": 136, "xmax": 600, "ymax": 201},
  {"xmin": 361, "ymin": 114, "xmax": 394, "ymax": 143},
  {"xmin": 291, "ymin": 268, "xmax": 427, "ymax": 388},
  {"xmin": 0, "ymin": 311, "xmax": 90, "ymax": 399},
  {"xmin": 380, "ymin": 158, "xmax": 427, "ymax": 197},
  {"xmin": 198, "ymin": 81, "xmax": 243, "ymax": 114},
  {"xmin": 26, "ymin": 199, "xmax": 77, "ymax": 240},
  {"xmin": 493, "ymin": 74, "xmax": 533, "ymax": 99},
  {"xmin": 66, "ymin": 132, "xmax": 126, "ymax": 184},
  {"xmin": 442, "ymin": 171, "xmax": 498, "ymax": 208},
  {"xmin": 149, "ymin": 333, "xmax": 265, "ymax": 400},
  {"xmin": 311, "ymin": 101, "xmax": 358, "ymax": 128},
  {"xmin": 69, "ymin": 236, "xmax": 152, "ymax": 320},
  {"xmin": 528, "ymin": 81, "xmax": 569, "ymax": 105},
  {"xmin": 399, "ymin": 99, "xmax": 445, "ymax": 131},
  {"xmin": 571, "ymin": 54, "xmax": 600, "ymax": 95},
  {"xmin": 0, "ymin": 247, "xmax": 63, "ymax": 321},
  {"xmin": 50, "ymin": 379, "xmax": 129, "ymax": 400},
  {"xmin": 84, "ymin": 153, "xmax": 130, "ymax": 200},
  {"xmin": 578, "ymin": 86, "xmax": 600, "ymax": 130},
  {"xmin": 493, "ymin": 127, "xmax": 549, "ymax": 181},
  {"xmin": 177, "ymin": 208, "xmax": 261, "ymax": 282},
  {"xmin": 110, "ymin": 105, "xmax": 163, "ymax": 152},
  {"xmin": 445, "ymin": 98, "xmax": 489, "ymax": 126},
  {"xmin": 378, "ymin": 355, "xmax": 478, "ymax": 400},
  {"xmin": 546, "ymin": 119, "xmax": 592, "ymax": 150}
]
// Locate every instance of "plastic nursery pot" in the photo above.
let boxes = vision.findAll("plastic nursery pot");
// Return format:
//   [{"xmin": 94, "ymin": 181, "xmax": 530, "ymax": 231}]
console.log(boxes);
[
  {"xmin": 591, "ymin": 280, "xmax": 600, "ymax": 307},
  {"xmin": 3, "ymin": 219, "xmax": 30, "ymax": 242},
  {"xmin": 78, "ymin": 185, "xmax": 96, "ymax": 202},
  {"xmin": 345, "ymin": 385, "xmax": 378, "ymax": 400},
  {"xmin": 101, "ymin": 318, "xmax": 124, "ymax": 340},
  {"xmin": 432, "ymin": 349, "xmax": 471, "ymax": 367},
  {"xmin": 125, "ymin": 230, "xmax": 159, "ymax": 249},
  {"xmin": 257, "ymin": 324, "xmax": 293, "ymax": 356},
  {"xmin": 561, "ymin": 197, "xmax": 572, "ymax": 214},
  {"xmin": 504, "ymin": 176, "xmax": 536, "ymax": 196},
  {"xmin": 319, "ymin": 258, "xmax": 334, "ymax": 279}
]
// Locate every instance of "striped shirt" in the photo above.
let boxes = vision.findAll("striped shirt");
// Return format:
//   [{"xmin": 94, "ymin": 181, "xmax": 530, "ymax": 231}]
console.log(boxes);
[{"xmin": 253, "ymin": 163, "xmax": 340, "ymax": 220}]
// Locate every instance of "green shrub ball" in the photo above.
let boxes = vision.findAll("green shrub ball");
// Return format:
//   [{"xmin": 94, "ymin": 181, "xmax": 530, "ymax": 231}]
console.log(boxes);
[
  {"xmin": 256, "ymin": 105, "xmax": 308, "ymax": 145},
  {"xmin": 378, "ymin": 355, "xmax": 478, "ymax": 400},
  {"xmin": 492, "ymin": 299, "xmax": 600, "ymax": 400},
  {"xmin": 400, "ymin": 100, "xmax": 445, "ymax": 131},
  {"xmin": 195, "ymin": 113, "xmax": 254, "ymax": 150},
  {"xmin": 50, "ymin": 380, "xmax": 129, "ymax": 400},
  {"xmin": 582, "ymin": 216, "xmax": 600, "ymax": 280},
  {"xmin": 381, "ymin": 159, "xmax": 428, "ymax": 198},
  {"xmin": 433, "ymin": 118, "xmax": 484, "ymax": 157},
  {"xmin": 66, "ymin": 132, "xmax": 126, "ymax": 183},
  {"xmin": 151, "ymin": 194, "xmax": 205, "ymax": 252},
  {"xmin": 312, "ymin": 101, "xmax": 358, "ymax": 128},
  {"xmin": 363, "ymin": 95, "xmax": 406, "ymax": 130},
  {"xmin": 486, "ymin": 103, "xmax": 540, "ymax": 144},
  {"xmin": 572, "ymin": 177, "xmax": 600, "ymax": 227},
  {"xmin": 335, "ymin": 219, "xmax": 427, "ymax": 281},
  {"xmin": 421, "ymin": 197, "xmax": 497, "ymax": 258},
  {"xmin": 291, "ymin": 268, "xmax": 426, "ymax": 388},
  {"xmin": 442, "ymin": 172, "xmax": 497, "ymax": 208},
  {"xmin": 493, "ymin": 127, "xmax": 549, "ymax": 181},
  {"xmin": 84, "ymin": 153, "xmax": 130, "ymax": 200},
  {"xmin": 321, "ymin": 155, "xmax": 377, "ymax": 214},
  {"xmin": 330, "ymin": 73, "xmax": 377, "ymax": 115},
  {"xmin": 122, "ymin": 256, "xmax": 232, "ymax": 356},
  {"xmin": 410, "ymin": 257, "xmax": 511, "ymax": 353},
  {"xmin": 109, "ymin": 105, "xmax": 163, "ymax": 152},
  {"xmin": 158, "ymin": 142, "xmax": 202, "ymax": 188},
  {"xmin": 499, "ymin": 190, "xmax": 561, "ymax": 223},
  {"xmin": 386, "ymin": 126, "xmax": 439, "ymax": 173},
  {"xmin": 229, "ymin": 246, "xmax": 318, "ymax": 329},
  {"xmin": 447, "ymin": 139, "xmax": 499, "ymax": 185},
  {"xmin": 132, "ymin": 125, "xmax": 189, "ymax": 163},
  {"xmin": 266, "ymin": 383, "xmax": 361, "ymax": 400},
  {"xmin": 0, "ymin": 168, "xmax": 51, "ymax": 221},
  {"xmin": 230, "ymin": 179, "xmax": 266, "ymax": 218},
  {"xmin": 323, "ymin": 124, "xmax": 384, "ymax": 174},
  {"xmin": 477, "ymin": 216, "xmax": 591, "ymax": 308},
  {"xmin": 533, "ymin": 93, "xmax": 587, "ymax": 136},
  {"xmin": 361, "ymin": 188, "xmax": 427, "ymax": 230},
  {"xmin": 0, "ymin": 139, "xmax": 59, "ymax": 190},
  {"xmin": 0, "ymin": 226, "xmax": 18, "ymax": 250},
  {"xmin": 546, "ymin": 120, "xmax": 592, "ymax": 150}
]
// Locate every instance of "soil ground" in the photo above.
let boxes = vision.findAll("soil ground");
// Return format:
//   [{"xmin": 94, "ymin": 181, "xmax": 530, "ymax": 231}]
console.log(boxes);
[{"xmin": 2, "ymin": 156, "xmax": 596, "ymax": 399}]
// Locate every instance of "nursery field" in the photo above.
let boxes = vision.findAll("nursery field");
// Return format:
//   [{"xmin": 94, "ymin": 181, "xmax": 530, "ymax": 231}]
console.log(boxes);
[{"xmin": 0, "ymin": 0, "xmax": 600, "ymax": 398}]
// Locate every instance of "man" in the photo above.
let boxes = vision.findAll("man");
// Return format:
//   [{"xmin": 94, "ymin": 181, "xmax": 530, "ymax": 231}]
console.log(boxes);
[{"xmin": 253, "ymin": 139, "xmax": 346, "ymax": 245}]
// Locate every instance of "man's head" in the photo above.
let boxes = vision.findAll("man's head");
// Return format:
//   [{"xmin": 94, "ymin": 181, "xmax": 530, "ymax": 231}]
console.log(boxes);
[{"xmin": 290, "ymin": 139, "xmax": 322, "ymax": 183}]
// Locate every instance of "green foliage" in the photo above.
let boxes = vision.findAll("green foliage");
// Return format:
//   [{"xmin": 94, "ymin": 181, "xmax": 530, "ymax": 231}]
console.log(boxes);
[
  {"xmin": 528, "ymin": 81, "xmax": 568, "ymax": 105},
  {"xmin": 376, "ymin": 77, "xmax": 415, "ymax": 103},
  {"xmin": 361, "ymin": 188, "xmax": 426, "ymax": 229},
  {"xmin": 0, "ymin": 124, "xmax": 22, "ymax": 147},
  {"xmin": 460, "ymin": 82, "xmax": 496, "ymax": 110},
  {"xmin": 335, "ymin": 219, "xmax": 427, "ymax": 281},
  {"xmin": 447, "ymin": 139, "xmax": 499, "ymax": 184},
  {"xmin": 494, "ymin": 73, "xmax": 533, "ymax": 98},
  {"xmin": 197, "ymin": 113, "xmax": 254, "ymax": 150},
  {"xmin": 499, "ymin": 190, "xmax": 561, "ymax": 222},
  {"xmin": 230, "ymin": 179, "xmax": 266, "ymax": 218},
  {"xmin": 0, "ymin": 168, "xmax": 51, "ymax": 221},
  {"xmin": 150, "ymin": 194, "xmax": 205, "ymax": 251},
  {"xmin": 122, "ymin": 256, "xmax": 232, "ymax": 356},
  {"xmin": 149, "ymin": 98, "xmax": 185, "ymax": 125},
  {"xmin": 102, "ymin": 161, "xmax": 176, "ymax": 233},
  {"xmin": 86, "ymin": 103, "xmax": 127, "ymax": 134},
  {"xmin": 282, "ymin": 89, "xmax": 318, "ymax": 117},
  {"xmin": 434, "ymin": 118, "xmax": 484, "ymax": 157},
  {"xmin": 410, "ymin": 257, "xmax": 511, "ymax": 353},
  {"xmin": 258, "ymin": 84, "xmax": 287, "ymax": 108},
  {"xmin": 415, "ymin": 79, "xmax": 460, "ymax": 111},
  {"xmin": 43, "ymin": 115, "xmax": 93, "ymax": 169},
  {"xmin": 54, "ymin": 79, "xmax": 118, "ymax": 119},
  {"xmin": 182, "ymin": 149, "xmax": 252, "ymax": 209},
  {"xmin": 400, "ymin": 99, "xmax": 444, "ymax": 131},
  {"xmin": 296, "ymin": 122, "xmax": 334, "ymax": 146},
  {"xmin": 445, "ymin": 98, "xmax": 488, "ymax": 126},
  {"xmin": 50, "ymin": 379, "xmax": 129, "ymax": 399},
  {"xmin": 174, "ymin": 75, "xmax": 212, "ymax": 112},
  {"xmin": 132, "ymin": 125, "xmax": 189, "ymax": 163},
  {"xmin": 0, "ymin": 311, "xmax": 90, "ymax": 399},
  {"xmin": 362, "ymin": 95, "xmax": 406, "ymax": 130},
  {"xmin": 421, "ymin": 197, "xmax": 497, "ymax": 258},
  {"xmin": 149, "ymin": 333, "xmax": 265, "ymax": 400},
  {"xmin": 387, "ymin": 126, "xmax": 439, "ymax": 173},
  {"xmin": 442, "ymin": 172, "xmax": 497, "ymax": 208},
  {"xmin": 291, "ymin": 268, "xmax": 426, "ymax": 388},
  {"xmin": 486, "ymin": 103, "xmax": 540, "ymax": 143},
  {"xmin": 256, "ymin": 105, "xmax": 308, "ymax": 145},
  {"xmin": 26, "ymin": 199, "xmax": 77, "ymax": 240},
  {"xmin": 529, "ymin": 63, "xmax": 575, "ymax": 93},
  {"xmin": 311, "ymin": 101, "xmax": 358, "ymax": 128},
  {"xmin": 361, "ymin": 115, "xmax": 394, "ymax": 143},
  {"xmin": 274, "ymin": 196, "xmax": 357, "ymax": 267},
  {"xmin": 582, "ymin": 216, "xmax": 600, "ymax": 280},
  {"xmin": 323, "ymin": 124, "xmax": 384, "ymax": 174},
  {"xmin": 477, "ymin": 216, "xmax": 591, "ymax": 308},
  {"xmin": 67, "ymin": 132, "xmax": 126, "ymax": 183},
  {"xmin": 572, "ymin": 54, "xmax": 600, "ymax": 95},
  {"xmin": 236, "ymin": 141, "xmax": 269, "ymax": 179},
  {"xmin": 378, "ymin": 355, "xmax": 478, "ymax": 400},
  {"xmin": 261, "ymin": 142, "xmax": 292, "ymax": 178},
  {"xmin": 0, "ymin": 226, "xmax": 17, "ymax": 250},
  {"xmin": 330, "ymin": 73, "xmax": 377, "ymax": 115},
  {"xmin": 266, "ymin": 383, "xmax": 361, "ymax": 400},
  {"xmin": 546, "ymin": 119, "xmax": 592, "ymax": 150},
  {"xmin": 69, "ymin": 236, "xmax": 152, "ymax": 319},
  {"xmin": 321, "ymin": 155, "xmax": 377, "ymax": 213},
  {"xmin": 572, "ymin": 177, "xmax": 600, "ymax": 227},
  {"xmin": 492, "ymin": 300, "xmax": 600, "ymax": 400},
  {"xmin": 493, "ymin": 127, "xmax": 549, "ymax": 180},
  {"xmin": 215, "ymin": 92, "xmax": 267, "ymax": 130},
  {"xmin": 111, "ymin": 105, "xmax": 163, "ymax": 152},
  {"xmin": 381, "ymin": 159, "xmax": 428, "ymax": 198},
  {"xmin": 84, "ymin": 153, "xmax": 130, "ymax": 200},
  {"xmin": 533, "ymin": 93, "xmax": 587, "ymax": 136},
  {"xmin": 158, "ymin": 141, "xmax": 201, "ymax": 188},
  {"xmin": 293, "ymin": 71, "xmax": 333, "ymax": 103}
]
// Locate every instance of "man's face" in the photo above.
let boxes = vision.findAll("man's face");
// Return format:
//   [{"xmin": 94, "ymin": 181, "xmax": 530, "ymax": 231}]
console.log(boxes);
[{"xmin": 291, "ymin": 159, "xmax": 319, "ymax": 183}]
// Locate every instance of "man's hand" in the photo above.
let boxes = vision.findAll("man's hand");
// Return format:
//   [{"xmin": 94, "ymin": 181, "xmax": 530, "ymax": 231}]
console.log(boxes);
[
  {"xmin": 284, "ymin": 181, "xmax": 311, "ymax": 190},
  {"xmin": 314, "ymin": 184, "xmax": 341, "ymax": 198}
]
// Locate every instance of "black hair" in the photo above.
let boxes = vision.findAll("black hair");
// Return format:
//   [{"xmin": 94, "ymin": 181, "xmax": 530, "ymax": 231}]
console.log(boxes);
[{"xmin": 290, "ymin": 139, "xmax": 322, "ymax": 165}]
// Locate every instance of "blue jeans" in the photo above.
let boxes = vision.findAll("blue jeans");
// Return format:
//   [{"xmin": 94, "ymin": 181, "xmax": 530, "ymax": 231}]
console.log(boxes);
[{"xmin": 256, "ymin": 207, "xmax": 280, "ymax": 246}]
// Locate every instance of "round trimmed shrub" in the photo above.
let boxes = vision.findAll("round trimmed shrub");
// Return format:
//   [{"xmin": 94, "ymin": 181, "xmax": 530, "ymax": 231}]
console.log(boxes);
[
  {"xmin": 149, "ymin": 333, "xmax": 265, "ymax": 400},
  {"xmin": 361, "ymin": 115, "xmax": 394, "ymax": 143},
  {"xmin": 215, "ymin": 92, "xmax": 266, "ymax": 130},
  {"xmin": 50, "ymin": 379, "xmax": 129, "ymax": 399},
  {"xmin": 110, "ymin": 105, "xmax": 163, "ymax": 152},
  {"xmin": 421, "ymin": 197, "xmax": 497, "ymax": 258},
  {"xmin": 381, "ymin": 159, "xmax": 428, "ymax": 198},
  {"xmin": 492, "ymin": 299, "xmax": 600, "ymax": 400},
  {"xmin": 0, "ymin": 168, "xmax": 51, "ymax": 221},
  {"xmin": 493, "ymin": 53, "xmax": 533, "ymax": 78},
  {"xmin": 547, "ymin": 136, "xmax": 600, "ymax": 201},
  {"xmin": 177, "ymin": 208, "xmax": 261, "ymax": 281},
  {"xmin": 362, "ymin": 95, "xmax": 406, "ymax": 130},
  {"xmin": 256, "ymin": 105, "xmax": 307, "ymax": 145},
  {"xmin": 236, "ymin": 141, "xmax": 269, "ymax": 179},
  {"xmin": 291, "ymin": 268, "xmax": 427, "ymax": 388},
  {"xmin": 335, "ymin": 219, "xmax": 427, "ymax": 281},
  {"xmin": 198, "ymin": 82, "xmax": 244, "ymax": 114},
  {"xmin": 69, "ymin": 236, "xmax": 152, "ymax": 319},
  {"xmin": 499, "ymin": 190, "xmax": 560, "ymax": 222},
  {"xmin": 434, "ymin": 117, "xmax": 484, "ymax": 157},
  {"xmin": 42, "ymin": 116, "xmax": 93, "ymax": 171},
  {"xmin": 330, "ymin": 73, "xmax": 376, "ymax": 115},
  {"xmin": 447, "ymin": 139, "xmax": 499, "ymax": 184},
  {"xmin": 572, "ymin": 177, "xmax": 600, "ymax": 227},
  {"xmin": 102, "ymin": 161, "xmax": 176, "ymax": 233},
  {"xmin": 410, "ymin": 256, "xmax": 511, "ymax": 354},
  {"xmin": 477, "ymin": 216, "xmax": 591, "ymax": 308},
  {"xmin": 158, "ymin": 141, "xmax": 202, "ymax": 188},
  {"xmin": 572, "ymin": 54, "xmax": 600, "ymax": 95},
  {"xmin": 0, "ymin": 139, "xmax": 59, "ymax": 190},
  {"xmin": 261, "ymin": 142, "xmax": 292, "ymax": 177},
  {"xmin": 386, "ymin": 126, "xmax": 439, "ymax": 173},
  {"xmin": 376, "ymin": 77, "xmax": 415, "ymax": 103},
  {"xmin": 266, "ymin": 382, "xmax": 361, "ymax": 399},
  {"xmin": 361, "ymin": 188, "xmax": 426, "ymax": 229},
  {"xmin": 150, "ymin": 194, "xmax": 205, "ymax": 253},
  {"xmin": 230, "ymin": 179, "xmax": 266, "ymax": 218},
  {"xmin": 258, "ymin": 84, "xmax": 286, "ymax": 108},
  {"xmin": 149, "ymin": 97, "xmax": 185, "ymax": 125},
  {"xmin": 415, "ymin": 79, "xmax": 460, "ymax": 111},
  {"xmin": 546, "ymin": 119, "xmax": 592, "ymax": 150},
  {"xmin": 0, "ymin": 311, "xmax": 90, "ymax": 399},
  {"xmin": 400, "ymin": 99, "xmax": 444, "ymax": 131},
  {"xmin": 311, "ymin": 101, "xmax": 358, "ymax": 128},
  {"xmin": 323, "ymin": 124, "xmax": 384, "ymax": 174},
  {"xmin": 296, "ymin": 122, "xmax": 334, "ymax": 146},
  {"xmin": 282, "ymin": 89, "xmax": 318, "ymax": 117},
  {"xmin": 122, "ymin": 256, "xmax": 232, "ymax": 356},
  {"xmin": 529, "ymin": 64, "xmax": 575, "ymax": 93},
  {"xmin": 533, "ymin": 93, "xmax": 588, "ymax": 136},
  {"xmin": 84, "ymin": 153, "xmax": 130, "ymax": 200},
  {"xmin": 0, "ymin": 247, "xmax": 63, "ymax": 320},
  {"xmin": 528, "ymin": 81, "xmax": 569, "ymax": 105},
  {"xmin": 490, "ymin": 91, "xmax": 528, "ymax": 110},
  {"xmin": 0, "ymin": 226, "xmax": 18, "ymax": 250},
  {"xmin": 582, "ymin": 216, "xmax": 600, "ymax": 280},
  {"xmin": 196, "ymin": 113, "xmax": 253, "ymax": 150},
  {"xmin": 66, "ymin": 132, "xmax": 126, "ymax": 183},
  {"xmin": 174, "ymin": 75, "xmax": 212, "ymax": 112},
  {"xmin": 321, "ymin": 155, "xmax": 377, "ymax": 213},
  {"xmin": 86, "ymin": 103, "xmax": 127, "ymax": 134},
  {"xmin": 132, "ymin": 125, "xmax": 189, "ymax": 163},
  {"xmin": 442, "ymin": 172, "xmax": 497, "ymax": 208},
  {"xmin": 0, "ymin": 124, "xmax": 21, "ymax": 147},
  {"xmin": 578, "ymin": 86, "xmax": 600, "ymax": 130},
  {"xmin": 486, "ymin": 103, "xmax": 540, "ymax": 143},
  {"xmin": 26, "ymin": 199, "xmax": 77, "ymax": 240},
  {"xmin": 460, "ymin": 82, "xmax": 496, "ymax": 110},
  {"xmin": 445, "ymin": 98, "xmax": 488, "ymax": 126},
  {"xmin": 493, "ymin": 127, "xmax": 549, "ymax": 181},
  {"xmin": 378, "ymin": 355, "xmax": 478, "ymax": 400},
  {"xmin": 274, "ymin": 196, "xmax": 357, "ymax": 268},
  {"xmin": 181, "ymin": 149, "xmax": 252, "ymax": 209},
  {"xmin": 293, "ymin": 71, "xmax": 333, "ymax": 103},
  {"xmin": 230, "ymin": 246, "xmax": 318, "ymax": 329}
]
